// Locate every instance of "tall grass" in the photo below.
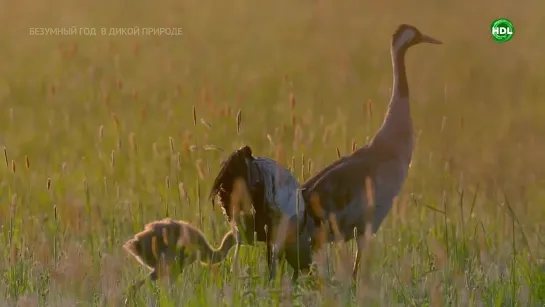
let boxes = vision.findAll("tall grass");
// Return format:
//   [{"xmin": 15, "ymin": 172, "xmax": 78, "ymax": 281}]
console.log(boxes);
[{"xmin": 1, "ymin": 0, "xmax": 545, "ymax": 305}]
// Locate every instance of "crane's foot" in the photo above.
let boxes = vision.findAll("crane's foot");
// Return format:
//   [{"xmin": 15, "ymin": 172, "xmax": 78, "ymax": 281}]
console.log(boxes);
[
  {"xmin": 269, "ymin": 265, "xmax": 277, "ymax": 282},
  {"xmin": 269, "ymin": 244, "xmax": 280, "ymax": 282},
  {"xmin": 291, "ymin": 270, "xmax": 299, "ymax": 283},
  {"xmin": 230, "ymin": 243, "xmax": 240, "ymax": 275}
]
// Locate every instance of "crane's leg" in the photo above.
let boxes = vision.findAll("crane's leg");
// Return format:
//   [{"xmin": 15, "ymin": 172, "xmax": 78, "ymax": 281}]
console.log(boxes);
[
  {"xmin": 291, "ymin": 270, "xmax": 299, "ymax": 283},
  {"xmin": 269, "ymin": 243, "xmax": 279, "ymax": 281},
  {"xmin": 291, "ymin": 262, "xmax": 310, "ymax": 282},
  {"xmin": 268, "ymin": 244, "xmax": 287, "ymax": 282},
  {"xmin": 283, "ymin": 237, "xmax": 311, "ymax": 284},
  {"xmin": 267, "ymin": 242, "xmax": 282, "ymax": 282},
  {"xmin": 271, "ymin": 245, "xmax": 289, "ymax": 282},
  {"xmin": 266, "ymin": 242, "xmax": 273, "ymax": 273},
  {"xmin": 352, "ymin": 235, "xmax": 365, "ymax": 281},
  {"xmin": 268, "ymin": 215, "xmax": 293, "ymax": 281},
  {"xmin": 230, "ymin": 241, "xmax": 241, "ymax": 274}
]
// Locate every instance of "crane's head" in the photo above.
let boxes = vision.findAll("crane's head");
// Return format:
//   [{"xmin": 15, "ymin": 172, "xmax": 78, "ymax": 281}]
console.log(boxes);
[
  {"xmin": 209, "ymin": 145, "xmax": 255, "ymax": 223},
  {"xmin": 391, "ymin": 24, "xmax": 442, "ymax": 53}
]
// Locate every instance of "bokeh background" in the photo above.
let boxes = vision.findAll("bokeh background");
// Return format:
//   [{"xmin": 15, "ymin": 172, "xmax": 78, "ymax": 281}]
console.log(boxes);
[{"xmin": 1, "ymin": 0, "xmax": 545, "ymax": 305}]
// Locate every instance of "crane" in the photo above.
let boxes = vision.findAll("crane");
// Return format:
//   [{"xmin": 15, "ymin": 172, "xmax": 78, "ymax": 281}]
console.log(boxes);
[
  {"xmin": 301, "ymin": 24, "xmax": 442, "ymax": 280},
  {"xmin": 209, "ymin": 145, "xmax": 311, "ymax": 281}
]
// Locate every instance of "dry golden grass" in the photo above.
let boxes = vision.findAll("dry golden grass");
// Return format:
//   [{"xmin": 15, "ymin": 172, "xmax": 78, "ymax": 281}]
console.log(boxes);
[{"xmin": 1, "ymin": 0, "xmax": 545, "ymax": 305}]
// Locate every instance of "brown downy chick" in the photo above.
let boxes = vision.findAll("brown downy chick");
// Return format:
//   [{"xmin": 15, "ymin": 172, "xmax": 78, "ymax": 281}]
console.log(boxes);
[{"xmin": 123, "ymin": 218, "xmax": 240, "ymax": 291}]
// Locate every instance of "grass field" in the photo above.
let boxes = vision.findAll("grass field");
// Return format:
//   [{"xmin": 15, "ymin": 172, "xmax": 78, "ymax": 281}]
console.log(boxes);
[{"xmin": 1, "ymin": 0, "xmax": 545, "ymax": 305}]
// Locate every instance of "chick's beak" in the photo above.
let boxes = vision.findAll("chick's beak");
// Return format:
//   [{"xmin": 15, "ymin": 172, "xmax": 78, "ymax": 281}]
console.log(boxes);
[{"xmin": 420, "ymin": 34, "xmax": 443, "ymax": 44}]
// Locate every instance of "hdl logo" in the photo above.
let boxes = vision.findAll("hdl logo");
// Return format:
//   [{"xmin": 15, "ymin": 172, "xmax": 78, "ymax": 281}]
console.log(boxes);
[{"xmin": 491, "ymin": 18, "xmax": 514, "ymax": 43}]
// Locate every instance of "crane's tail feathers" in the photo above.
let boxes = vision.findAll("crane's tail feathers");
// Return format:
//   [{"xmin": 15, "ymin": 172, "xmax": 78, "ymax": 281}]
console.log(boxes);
[
  {"xmin": 208, "ymin": 145, "xmax": 254, "ymax": 206},
  {"xmin": 123, "ymin": 237, "xmax": 155, "ymax": 270},
  {"xmin": 123, "ymin": 238, "xmax": 141, "ymax": 257}
]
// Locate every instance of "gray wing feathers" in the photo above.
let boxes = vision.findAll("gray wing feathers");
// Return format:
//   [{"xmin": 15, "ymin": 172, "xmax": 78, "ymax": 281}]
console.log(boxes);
[{"xmin": 253, "ymin": 158, "xmax": 305, "ymax": 219}]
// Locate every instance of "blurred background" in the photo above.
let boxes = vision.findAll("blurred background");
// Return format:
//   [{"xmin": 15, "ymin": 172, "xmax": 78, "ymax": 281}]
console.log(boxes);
[{"xmin": 1, "ymin": 0, "xmax": 545, "ymax": 305}]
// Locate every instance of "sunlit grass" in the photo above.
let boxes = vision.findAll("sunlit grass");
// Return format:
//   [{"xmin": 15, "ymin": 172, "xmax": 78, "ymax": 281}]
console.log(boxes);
[{"xmin": 1, "ymin": 0, "xmax": 545, "ymax": 305}]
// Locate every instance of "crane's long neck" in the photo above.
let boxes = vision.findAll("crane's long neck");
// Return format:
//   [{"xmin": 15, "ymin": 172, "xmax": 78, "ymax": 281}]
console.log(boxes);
[
  {"xmin": 199, "ymin": 231, "xmax": 237, "ymax": 265},
  {"xmin": 372, "ymin": 44, "xmax": 414, "ymax": 159}
]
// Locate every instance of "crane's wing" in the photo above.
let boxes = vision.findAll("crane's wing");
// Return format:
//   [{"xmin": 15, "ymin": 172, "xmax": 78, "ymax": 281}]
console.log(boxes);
[
  {"xmin": 208, "ymin": 146, "xmax": 305, "ymax": 231},
  {"xmin": 301, "ymin": 156, "xmax": 350, "ymax": 191},
  {"xmin": 304, "ymin": 157, "xmax": 374, "ymax": 216},
  {"xmin": 252, "ymin": 157, "xmax": 308, "ymax": 251},
  {"xmin": 301, "ymin": 144, "xmax": 375, "ymax": 191},
  {"xmin": 252, "ymin": 157, "xmax": 305, "ymax": 220},
  {"xmin": 302, "ymin": 145, "xmax": 374, "ymax": 207},
  {"xmin": 302, "ymin": 144, "xmax": 400, "ymax": 231}
]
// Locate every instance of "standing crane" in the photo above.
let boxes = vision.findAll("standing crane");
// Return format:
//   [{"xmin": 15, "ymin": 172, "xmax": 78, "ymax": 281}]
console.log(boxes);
[
  {"xmin": 208, "ymin": 145, "xmax": 311, "ymax": 281},
  {"xmin": 300, "ymin": 24, "xmax": 442, "ymax": 280}
]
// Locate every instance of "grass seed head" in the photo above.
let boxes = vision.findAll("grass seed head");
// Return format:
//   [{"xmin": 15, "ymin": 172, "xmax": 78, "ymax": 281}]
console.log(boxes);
[
  {"xmin": 322, "ymin": 128, "xmax": 330, "ymax": 144},
  {"xmin": 200, "ymin": 118, "xmax": 212, "ymax": 130},
  {"xmin": 169, "ymin": 137, "xmax": 175, "ymax": 154},
  {"xmin": 110, "ymin": 150, "xmax": 115, "ymax": 169},
  {"xmin": 203, "ymin": 145, "xmax": 223, "ymax": 152},
  {"xmin": 129, "ymin": 132, "xmax": 137, "ymax": 152},
  {"xmin": 3, "ymin": 147, "xmax": 7, "ymax": 167},
  {"xmin": 366, "ymin": 100, "xmax": 373, "ymax": 118},
  {"xmin": 152, "ymin": 142, "xmax": 159, "ymax": 158},
  {"xmin": 289, "ymin": 92, "xmax": 296, "ymax": 110},
  {"xmin": 192, "ymin": 106, "xmax": 197, "ymax": 126},
  {"xmin": 178, "ymin": 182, "xmax": 187, "ymax": 198},
  {"xmin": 236, "ymin": 109, "xmax": 242, "ymax": 134},
  {"xmin": 196, "ymin": 159, "xmax": 206, "ymax": 180},
  {"xmin": 111, "ymin": 113, "xmax": 119, "ymax": 131}
]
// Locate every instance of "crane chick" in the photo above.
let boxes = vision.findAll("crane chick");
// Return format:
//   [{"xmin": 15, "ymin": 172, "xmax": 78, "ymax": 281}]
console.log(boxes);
[{"xmin": 123, "ymin": 218, "xmax": 240, "ymax": 291}]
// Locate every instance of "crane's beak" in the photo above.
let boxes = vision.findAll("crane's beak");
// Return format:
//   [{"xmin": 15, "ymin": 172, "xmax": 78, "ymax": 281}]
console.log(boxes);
[{"xmin": 420, "ymin": 34, "xmax": 442, "ymax": 44}]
